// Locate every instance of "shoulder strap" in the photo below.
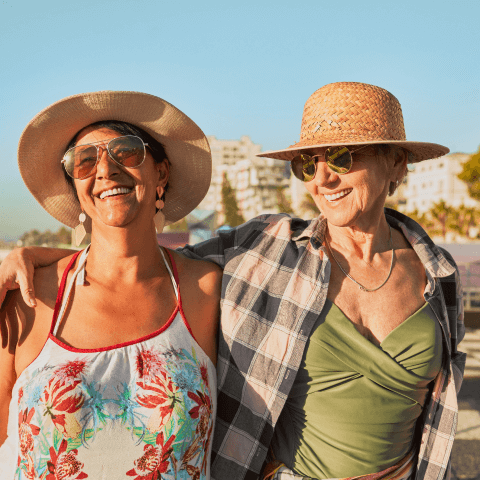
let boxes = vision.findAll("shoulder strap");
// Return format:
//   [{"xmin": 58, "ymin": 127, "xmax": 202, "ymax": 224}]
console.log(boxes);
[
  {"xmin": 52, "ymin": 247, "xmax": 89, "ymax": 336},
  {"xmin": 159, "ymin": 247, "xmax": 179, "ymax": 300}
]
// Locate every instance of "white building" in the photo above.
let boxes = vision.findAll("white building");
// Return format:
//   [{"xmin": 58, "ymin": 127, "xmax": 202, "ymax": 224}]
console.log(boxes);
[
  {"xmin": 199, "ymin": 136, "xmax": 287, "ymax": 222},
  {"xmin": 403, "ymin": 153, "xmax": 478, "ymax": 213},
  {"xmin": 207, "ymin": 135, "xmax": 262, "ymax": 169}
]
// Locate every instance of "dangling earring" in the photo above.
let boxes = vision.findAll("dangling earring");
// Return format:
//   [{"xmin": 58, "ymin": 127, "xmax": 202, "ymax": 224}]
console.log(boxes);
[
  {"xmin": 74, "ymin": 211, "xmax": 87, "ymax": 246},
  {"xmin": 388, "ymin": 180, "xmax": 399, "ymax": 196},
  {"xmin": 154, "ymin": 188, "xmax": 165, "ymax": 233}
]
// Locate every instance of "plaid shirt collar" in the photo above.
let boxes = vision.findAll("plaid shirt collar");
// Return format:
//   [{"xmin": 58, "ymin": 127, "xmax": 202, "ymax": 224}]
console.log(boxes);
[{"xmin": 293, "ymin": 208, "xmax": 456, "ymax": 280}]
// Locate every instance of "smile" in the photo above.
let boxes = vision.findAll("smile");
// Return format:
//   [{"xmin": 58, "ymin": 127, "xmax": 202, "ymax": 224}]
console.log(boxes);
[
  {"xmin": 99, "ymin": 187, "xmax": 133, "ymax": 199},
  {"xmin": 324, "ymin": 189, "xmax": 352, "ymax": 202}
]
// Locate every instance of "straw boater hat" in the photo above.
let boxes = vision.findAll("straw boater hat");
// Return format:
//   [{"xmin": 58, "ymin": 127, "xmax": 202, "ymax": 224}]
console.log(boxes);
[
  {"xmin": 258, "ymin": 82, "xmax": 449, "ymax": 162},
  {"xmin": 18, "ymin": 91, "xmax": 212, "ymax": 231}
]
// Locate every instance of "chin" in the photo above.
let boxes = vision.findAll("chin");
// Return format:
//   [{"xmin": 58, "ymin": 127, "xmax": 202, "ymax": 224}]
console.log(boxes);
[
  {"xmin": 322, "ymin": 208, "xmax": 362, "ymax": 227},
  {"xmin": 93, "ymin": 214, "xmax": 134, "ymax": 229}
]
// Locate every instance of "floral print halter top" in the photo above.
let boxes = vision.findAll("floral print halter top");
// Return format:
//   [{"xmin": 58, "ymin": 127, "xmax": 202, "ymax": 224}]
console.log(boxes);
[{"xmin": 0, "ymin": 248, "xmax": 216, "ymax": 480}]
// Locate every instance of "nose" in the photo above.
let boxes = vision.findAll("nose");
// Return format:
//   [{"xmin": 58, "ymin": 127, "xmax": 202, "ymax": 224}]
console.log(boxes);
[
  {"xmin": 95, "ymin": 146, "xmax": 121, "ymax": 180},
  {"xmin": 312, "ymin": 159, "xmax": 338, "ymax": 186}
]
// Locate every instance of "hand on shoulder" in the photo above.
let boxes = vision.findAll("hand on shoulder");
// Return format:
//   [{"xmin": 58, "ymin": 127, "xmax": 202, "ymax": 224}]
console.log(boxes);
[
  {"xmin": 0, "ymin": 247, "xmax": 75, "ymax": 310},
  {"xmin": 0, "ymin": 252, "xmax": 80, "ymax": 376}
]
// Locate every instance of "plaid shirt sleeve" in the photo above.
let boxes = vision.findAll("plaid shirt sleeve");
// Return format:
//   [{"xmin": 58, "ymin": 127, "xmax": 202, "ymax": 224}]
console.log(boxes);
[
  {"xmin": 182, "ymin": 214, "xmax": 327, "ymax": 480},
  {"xmin": 178, "ymin": 214, "xmax": 275, "ymax": 268}
]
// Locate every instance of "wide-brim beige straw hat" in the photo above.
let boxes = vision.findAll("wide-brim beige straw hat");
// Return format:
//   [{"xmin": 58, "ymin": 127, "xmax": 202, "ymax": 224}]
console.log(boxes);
[
  {"xmin": 258, "ymin": 82, "xmax": 449, "ymax": 162},
  {"xmin": 18, "ymin": 91, "xmax": 212, "ymax": 230}
]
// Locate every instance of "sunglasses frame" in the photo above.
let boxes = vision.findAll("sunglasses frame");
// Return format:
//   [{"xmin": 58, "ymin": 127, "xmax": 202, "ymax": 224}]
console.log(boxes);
[
  {"xmin": 62, "ymin": 135, "xmax": 149, "ymax": 180},
  {"xmin": 291, "ymin": 145, "xmax": 370, "ymax": 182}
]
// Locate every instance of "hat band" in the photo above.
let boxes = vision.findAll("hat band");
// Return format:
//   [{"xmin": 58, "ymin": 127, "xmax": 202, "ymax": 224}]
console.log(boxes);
[{"xmin": 293, "ymin": 124, "xmax": 406, "ymax": 149}]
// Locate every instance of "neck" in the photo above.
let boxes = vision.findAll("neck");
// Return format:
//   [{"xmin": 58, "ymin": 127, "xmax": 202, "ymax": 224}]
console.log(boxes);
[
  {"xmin": 326, "ymin": 213, "xmax": 392, "ymax": 264},
  {"xmin": 86, "ymin": 222, "xmax": 164, "ymax": 284}
]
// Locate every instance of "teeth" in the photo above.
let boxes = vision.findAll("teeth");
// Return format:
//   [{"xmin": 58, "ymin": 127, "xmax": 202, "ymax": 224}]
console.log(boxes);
[
  {"xmin": 324, "ymin": 189, "xmax": 352, "ymax": 202},
  {"xmin": 99, "ymin": 187, "xmax": 132, "ymax": 199}
]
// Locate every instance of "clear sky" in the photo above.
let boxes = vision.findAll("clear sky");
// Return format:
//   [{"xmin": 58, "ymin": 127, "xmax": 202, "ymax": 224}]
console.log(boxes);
[{"xmin": 1, "ymin": 0, "xmax": 479, "ymax": 239}]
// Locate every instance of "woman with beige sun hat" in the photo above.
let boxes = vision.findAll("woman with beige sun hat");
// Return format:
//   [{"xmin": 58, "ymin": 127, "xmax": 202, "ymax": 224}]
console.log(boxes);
[
  {"xmin": 0, "ymin": 82, "xmax": 466, "ymax": 480},
  {"xmin": 0, "ymin": 91, "xmax": 222, "ymax": 479}
]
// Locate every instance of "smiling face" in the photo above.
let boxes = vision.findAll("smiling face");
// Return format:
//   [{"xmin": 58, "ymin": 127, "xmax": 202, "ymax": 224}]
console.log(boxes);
[
  {"xmin": 72, "ymin": 126, "xmax": 169, "ymax": 230},
  {"xmin": 304, "ymin": 146, "xmax": 405, "ymax": 230}
]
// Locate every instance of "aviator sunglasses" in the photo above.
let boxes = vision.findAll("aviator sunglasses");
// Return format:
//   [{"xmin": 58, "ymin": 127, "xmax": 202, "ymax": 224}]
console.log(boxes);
[
  {"xmin": 62, "ymin": 135, "xmax": 149, "ymax": 179},
  {"xmin": 290, "ymin": 145, "xmax": 369, "ymax": 182}
]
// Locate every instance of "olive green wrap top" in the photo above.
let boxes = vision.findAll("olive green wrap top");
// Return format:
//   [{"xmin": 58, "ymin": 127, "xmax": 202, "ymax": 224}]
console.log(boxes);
[{"xmin": 271, "ymin": 300, "xmax": 443, "ymax": 479}]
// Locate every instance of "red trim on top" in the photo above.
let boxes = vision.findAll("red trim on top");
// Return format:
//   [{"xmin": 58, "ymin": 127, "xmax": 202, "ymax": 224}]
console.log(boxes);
[
  {"xmin": 47, "ymin": 247, "xmax": 194, "ymax": 353},
  {"xmin": 50, "ymin": 251, "xmax": 83, "ymax": 335},
  {"xmin": 164, "ymin": 247, "xmax": 180, "ymax": 286},
  {"xmin": 15, "ymin": 251, "xmax": 84, "ymax": 381},
  {"xmin": 163, "ymin": 248, "xmax": 198, "ymax": 344},
  {"xmin": 48, "ymin": 303, "xmax": 180, "ymax": 353}
]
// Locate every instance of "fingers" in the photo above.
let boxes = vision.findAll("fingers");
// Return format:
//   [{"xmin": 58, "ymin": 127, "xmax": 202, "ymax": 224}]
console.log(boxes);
[
  {"xmin": 0, "ymin": 285, "xmax": 6, "ymax": 310},
  {"xmin": 0, "ymin": 248, "xmax": 36, "ymax": 309},
  {"xmin": 17, "ymin": 268, "xmax": 36, "ymax": 309}
]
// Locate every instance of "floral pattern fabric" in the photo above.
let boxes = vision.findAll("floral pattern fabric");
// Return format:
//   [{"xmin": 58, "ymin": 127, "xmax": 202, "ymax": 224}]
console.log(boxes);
[{"xmin": 8, "ymin": 314, "xmax": 215, "ymax": 480}]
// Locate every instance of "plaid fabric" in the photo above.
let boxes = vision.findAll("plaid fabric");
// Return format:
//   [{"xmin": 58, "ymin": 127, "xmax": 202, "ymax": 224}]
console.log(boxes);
[{"xmin": 179, "ymin": 208, "xmax": 466, "ymax": 480}]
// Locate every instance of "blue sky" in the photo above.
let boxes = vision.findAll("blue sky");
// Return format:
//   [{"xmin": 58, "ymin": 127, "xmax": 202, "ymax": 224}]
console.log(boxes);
[{"xmin": 1, "ymin": 0, "xmax": 479, "ymax": 239}]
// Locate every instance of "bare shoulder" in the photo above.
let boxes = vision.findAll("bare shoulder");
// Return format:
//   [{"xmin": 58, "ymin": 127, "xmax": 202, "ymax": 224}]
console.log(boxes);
[
  {"xmin": 166, "ymin": 249, "xmax": 221, "ymax": 365},
  {"xmin": 1, "ymin": 253, "xmax": 78, "ymax": 370},
  {"xmin": 33, "ymin": 253, "xmax": 77, "ymax": 303},
  {"xmin": 0, "ymin": 252, "xmax": 77, "ymax": 344},
  {"xmin": 168, "ymin": 249, "xmax": 222, "ymax": 296}
]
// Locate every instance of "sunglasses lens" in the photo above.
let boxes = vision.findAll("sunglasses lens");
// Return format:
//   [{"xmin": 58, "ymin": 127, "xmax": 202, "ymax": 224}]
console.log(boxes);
[
  {"xmin": 64, "ymin": 145, "xmax": 98, "ymax": 179},
  {"xmin": 291, "ymin": 154, "xmax": 316, "ymax": 182},
  {"xmin": 109, "ymin": 136, "xmax": 145, "ymax": 168},
  {"xmin": 325, "ymin": 146, "xmax": 352, "ymax": 174}
]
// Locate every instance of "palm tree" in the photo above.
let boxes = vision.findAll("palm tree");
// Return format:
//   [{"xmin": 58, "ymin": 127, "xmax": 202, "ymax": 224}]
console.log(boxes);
[
  {"xmin": 450, "ymin": 204, "xmax": 478, "ymax": 238},
  {"xmin": 429, "ymin": 200, "xmax": 454, "ymax": 240},
  {"xmin": 458, "ymin": 146, "xmax": 480, "ymax": 201}
]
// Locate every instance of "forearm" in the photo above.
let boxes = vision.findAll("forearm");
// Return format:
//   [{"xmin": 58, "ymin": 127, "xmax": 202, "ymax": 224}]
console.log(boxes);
[
  {"xmin": 20, "ymin": 246, "xmax": 75, "ymax": 268},
  {"xmin": 0, "ymin": 246, "xmax": 75, "ymax": 308}
]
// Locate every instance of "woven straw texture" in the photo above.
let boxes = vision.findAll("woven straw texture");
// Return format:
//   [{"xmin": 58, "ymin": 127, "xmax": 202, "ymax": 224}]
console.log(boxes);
[
  {"xmin": 259, "ymin": 82, "xmax": 449, "ymax": 162},
  {"xmin": 18, "ymin": 91, "xmax": 212, "ymax": 230}
]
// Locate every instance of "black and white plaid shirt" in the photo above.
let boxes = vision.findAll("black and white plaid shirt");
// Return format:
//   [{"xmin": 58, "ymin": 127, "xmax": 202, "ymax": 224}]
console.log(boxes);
[{"xmin": 180, "ymin": 209, "xmax": 466, "ymax": 480}]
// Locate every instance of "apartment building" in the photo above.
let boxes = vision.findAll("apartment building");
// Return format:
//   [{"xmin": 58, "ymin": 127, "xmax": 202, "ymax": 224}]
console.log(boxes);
[
  {"xmin": 207, "ymin": 135, "xmax": 262, "ymax": 168},
  {"xmin": 198, "ymin": 136, "xmax": 287, "ymax": 222},
  {"xmin": 403, "ymin": 153, "xmax": 477, "ymax": 213}
]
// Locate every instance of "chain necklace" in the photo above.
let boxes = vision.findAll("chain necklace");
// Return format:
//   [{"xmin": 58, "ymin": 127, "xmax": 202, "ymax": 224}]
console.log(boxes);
[{"xmin": 325, "ymin": 225, "xmax": 394, "ymax": 292}]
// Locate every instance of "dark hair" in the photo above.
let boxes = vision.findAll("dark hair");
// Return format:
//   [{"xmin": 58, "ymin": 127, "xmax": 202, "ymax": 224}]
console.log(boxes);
[{"xmin": 63, "ymin": 120, "xmax": 170, "ymax": 203}]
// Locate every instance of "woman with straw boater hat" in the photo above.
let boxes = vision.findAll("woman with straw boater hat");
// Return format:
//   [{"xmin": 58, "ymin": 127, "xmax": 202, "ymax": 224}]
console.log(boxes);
[
  {"xmin": 0, "ymin": 91, "xmax": 222, "ymax": 479},
  {"xmin": 0, "ymin": 83, "xmax": 466, "ymax": 480}
]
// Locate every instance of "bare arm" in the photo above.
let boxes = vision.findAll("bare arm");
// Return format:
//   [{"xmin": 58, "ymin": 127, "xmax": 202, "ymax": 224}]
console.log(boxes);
[
  {"xmin": 0, "ymin": 292, "xmax": 19, "ymax": 445},
  {"xmin": 0, "ymin": 247, "xmax": 73, "ymax": 309},
  {"xmin": 172, "ymin": 251, "xmax": 222, "ymax": 365}
]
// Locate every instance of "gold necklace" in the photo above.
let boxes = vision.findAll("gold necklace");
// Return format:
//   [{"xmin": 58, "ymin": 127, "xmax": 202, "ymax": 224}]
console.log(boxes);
[{"xmin": 325, "ymin": 225, "xmax": 394, "ymax": 292}]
